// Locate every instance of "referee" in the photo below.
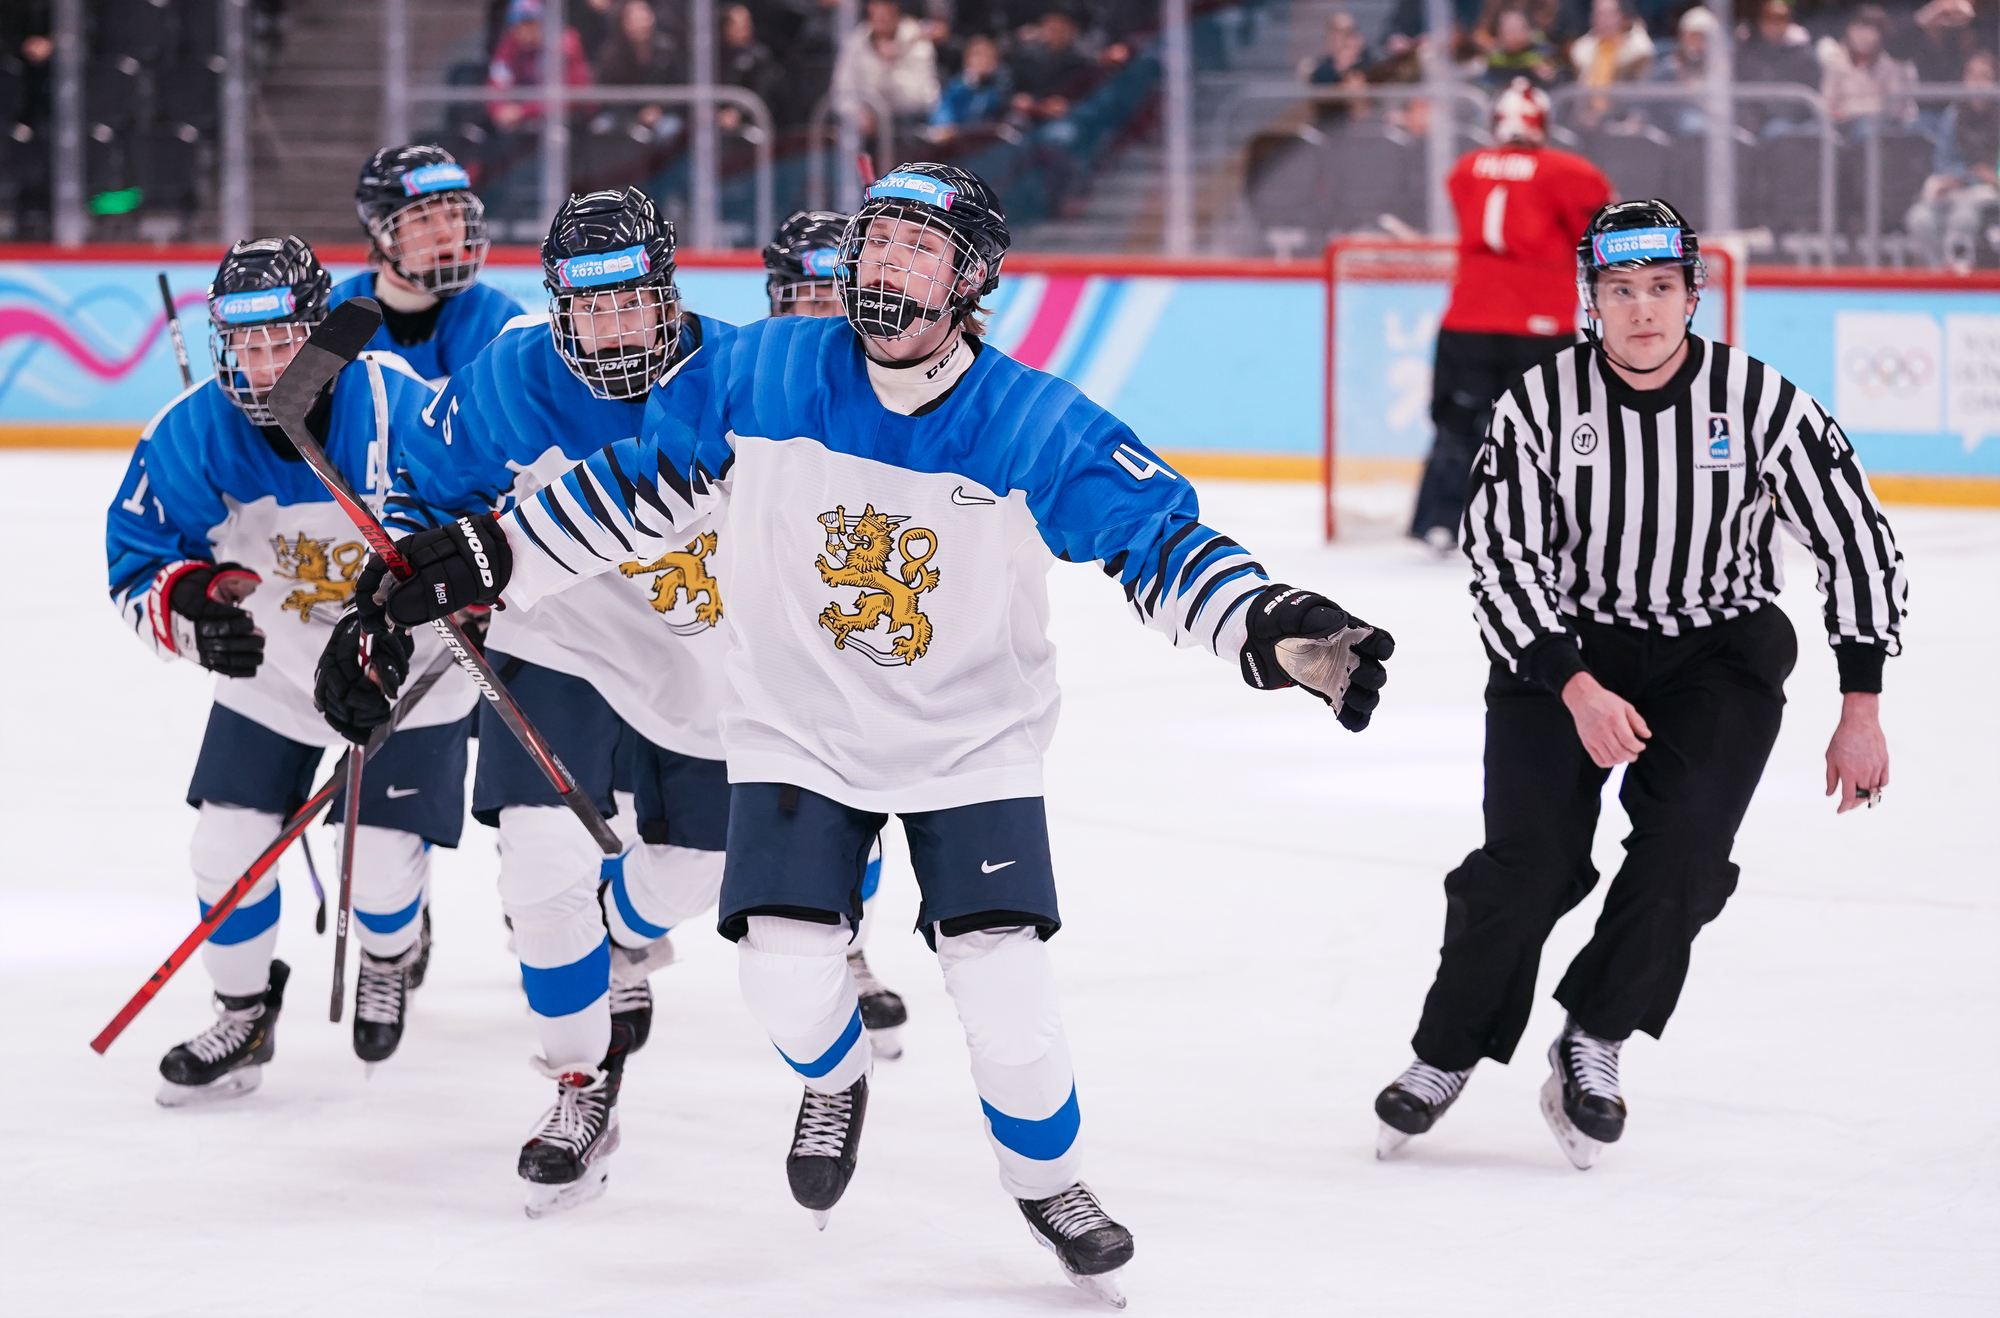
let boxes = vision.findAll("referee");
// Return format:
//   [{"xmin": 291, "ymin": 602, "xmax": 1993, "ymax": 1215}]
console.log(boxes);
[{"xmin": 1372, "ymin": 199, "xmax": 1909, "ymax": 1169}]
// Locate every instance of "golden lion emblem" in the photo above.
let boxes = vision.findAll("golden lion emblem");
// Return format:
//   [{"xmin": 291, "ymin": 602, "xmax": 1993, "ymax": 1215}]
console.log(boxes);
[
  {"xmin": 816, "ymin": 504, "xmax": 940, "ymax": 665},
  {"xmin": 619, "ymin": 530, "xmax": 724, "ymax": 636},
  {"xmin": 270, "ymin": 533, "xmax": 366, "ymax": 622}
]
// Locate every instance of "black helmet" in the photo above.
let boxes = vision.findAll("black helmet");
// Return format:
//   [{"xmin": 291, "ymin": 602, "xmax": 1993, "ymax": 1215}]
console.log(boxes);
[
  {"xmin": 763, "ymin": 210, "xmax": 849, "ymax": 314},
  {"xmin": 1575, "ymin": 198, "xmax": 1704, "ymax": 306},
  {"xmin": 542, "ymin": 187, "xmax": 681, "ymax": 401},
  {"xmin": 354, "ymin": 144, "xmax": 489, "ymax": 298},
  {"xmin": 206, "ymin": 235, "xmax": 334, "ymax": 426},
  {"xmin": 837, "ymin": 162, "xmax": 1011, "ymax": 343}
]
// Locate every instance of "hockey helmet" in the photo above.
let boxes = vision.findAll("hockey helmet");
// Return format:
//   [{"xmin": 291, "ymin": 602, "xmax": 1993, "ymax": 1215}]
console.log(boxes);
[
  {"xmin": 837, "ymin": 162, "xmax": 1011, "ymax": 344},
  {"xmin": 542, "ymin": 187, "xmax": 681, "ymax": 401},
  {"xmin": 1492, "ymin": 77, "xmax": 1550, "ymax": 146},
  {"xmin": 763, "ymin": 210, "xmax": 850, "ymax": 316},
  {"xmin": 354, "ymin": 144, "xmax": 490, "ymax": 298},
  {"xmin": 1575, "ymin": 198, "xmax": 1705, "ymax": 311},
  {"xmin": 207, "ymin": 235, "xmax": 333, "ymax": 426}
]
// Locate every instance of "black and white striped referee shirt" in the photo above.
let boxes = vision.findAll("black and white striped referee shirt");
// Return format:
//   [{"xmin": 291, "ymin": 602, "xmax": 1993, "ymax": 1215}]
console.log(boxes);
[{"xmin": 1463, "ymin": 336, "xmax": 1908, "ymax": 694}]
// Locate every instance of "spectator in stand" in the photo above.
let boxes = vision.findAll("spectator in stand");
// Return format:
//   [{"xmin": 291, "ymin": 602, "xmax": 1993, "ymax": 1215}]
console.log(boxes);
[
  {"xmin": 1303, "ymin": 10, "xmax": 1371, "ymax": 126},
  {"xmin": 570, "ymin": 0, "xmax": 622, "ymax": 61},
  {"xmin": 1007, "ymin": 4, "xmax": 1111, "ymax": 216},
  {"xmin": 488, "ymin": 0, "xmax": 594, "ymax": 135},
  {"xmin": 832, "ymin": 0, "xmax": 941, "ymax": 141},
  {"xmin": 1481, "ymin": 7, "xmax": 1559, "ymax": 92},
  {"xmin": 1734, "ymin": 0, "xmax": 1819, "ymax": 136},
  {"xmin": 1654, "ymin": 6, "xmax": 1716, "ymax": 138},
  {"xmin": 1819, "ymin": 6, "xmax": 1918, "ymax": 137},
  {"xmin": 594, "ymin": 0, "xmax": 686, "ymax": 141},
  {"xmin": 1891, "ymin": 0, "xmax": 1977, "ymax": 84},
  {"xmin": 719, "ymin": 4, "xmax": 787, "ymax": 135},
  {"xmin": 926, "ymin": 33, "xmax": 1013, "ymax": 141},
  {"xmin": 1905, "ymin": 48, "xmax": 2000, "ymax": 269},
  {"xmin": 1569, "ymin": 0, "xmax": 1653, "ymax": 127}
]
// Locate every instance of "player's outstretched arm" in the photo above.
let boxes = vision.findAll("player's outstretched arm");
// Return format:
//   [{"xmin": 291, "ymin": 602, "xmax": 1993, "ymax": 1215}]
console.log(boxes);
[{"xmin": 1239, "ymin": 586, "xmax": 1396, "ymax": 731}]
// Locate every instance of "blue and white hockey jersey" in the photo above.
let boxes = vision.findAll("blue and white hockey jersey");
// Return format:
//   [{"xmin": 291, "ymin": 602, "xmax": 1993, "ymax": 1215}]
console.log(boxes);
[
  {"xmin": 500, "ymin": 315, "xmax": 1271, "ymax": 813},
  {"xmin": 327, "ymin": 272, "xmax": 524, "ymax": 383},
  {"xmin": 106, "ymin": 356, "xmax": 478, "ymax": 746},
  {"xmin": 385, "ymin": 314, "xmax": 730, "ymax": 760}
]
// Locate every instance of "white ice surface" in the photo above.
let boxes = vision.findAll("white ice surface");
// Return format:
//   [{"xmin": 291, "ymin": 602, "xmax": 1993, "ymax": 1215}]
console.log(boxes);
[{"xmin": 4, "ymin": 453, "xmax": 1996, "ymax": 1316}]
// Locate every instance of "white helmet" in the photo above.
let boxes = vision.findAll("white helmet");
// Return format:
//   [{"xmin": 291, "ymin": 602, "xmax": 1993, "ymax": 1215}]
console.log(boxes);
[{"xmin": 1492, "ymin": 77, "xmax": 1551, "ymax": 146}]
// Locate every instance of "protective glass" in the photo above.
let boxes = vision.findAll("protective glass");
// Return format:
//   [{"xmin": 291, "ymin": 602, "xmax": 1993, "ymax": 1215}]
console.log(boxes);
[
  {"xmin": 210, "ymin": 320, "xmax": 318, "ymax": 426},
  {"xmin": 372, "ymin": 193, "xmax": 490, "ymax": 297},
  {"xmin": 550, "ymin": 284, "xmax": 681, "ymax": 401},
  {"xmin": 837, "ymin": 210, "xmax": 982, "ymax": 344}
]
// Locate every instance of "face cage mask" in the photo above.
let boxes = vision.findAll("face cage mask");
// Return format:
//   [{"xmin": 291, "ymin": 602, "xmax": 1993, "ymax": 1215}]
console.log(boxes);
[
  {"xmin": 210, "ymin": 319, "xmax": 321, "ymax": 426},
  {"xmin": 549, "ymin": 284, "xmax": 681, "ymax": 401},
  {"xmin": 837, "ymin": 210, "xmax": 982, "ymax": 345},
  {"xmin": 371, "ymin": 193, "xmax": 489, "ymax": 298},
  {"xmin": 1577, "ymin": 257, "xmax": 1705, "ymax": 374},
  {"xmin": 770, "ymin": 278, "xmax": 844, "ymax": 317}
]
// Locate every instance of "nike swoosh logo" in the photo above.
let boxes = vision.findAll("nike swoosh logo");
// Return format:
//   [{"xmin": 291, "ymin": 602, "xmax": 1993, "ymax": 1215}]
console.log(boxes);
[
  {"xmin": 980, "ymin": 859, "xmax": 1016, "ymax": 873},
  {"xmin": 951, "ymin": 485, "xmax": 996, "ymax": 506},
  {"xmin": 384, "ymin": 786, "xmax": 420, "ymax": 799}
]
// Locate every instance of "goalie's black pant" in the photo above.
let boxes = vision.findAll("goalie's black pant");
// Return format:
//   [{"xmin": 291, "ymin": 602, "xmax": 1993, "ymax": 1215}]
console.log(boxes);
[
  {"xmin": 1411, "ymin": 606, "xmax": 1797, "ymax": 1072},
  {"xmin": 1412, "ymin": 329, "xmax": 1569, "ymax": 543}
]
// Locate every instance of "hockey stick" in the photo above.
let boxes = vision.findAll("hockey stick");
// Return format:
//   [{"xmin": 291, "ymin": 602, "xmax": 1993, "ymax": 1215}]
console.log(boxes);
[
  {"xmin": 298, "ymin": 834, "xmax": 327, "ymax": 934},
  {"xmin": 329, "ymin": 748, "xmax": 362, "ymax": 1022},
  {"xmin": 88, "ymin": 649, "xmax": 455, "ymax": 1054},
  {"xmin": 266, "ymin": 299, "xmax": 619, "ymax": 855},
  {"xmin": 158, "ymin": 273, "xmax": 193, "ymax": 390}
]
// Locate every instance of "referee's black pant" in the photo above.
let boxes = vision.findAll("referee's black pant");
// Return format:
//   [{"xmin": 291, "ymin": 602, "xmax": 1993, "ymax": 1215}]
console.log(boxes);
[
  {"xmin": 1412, "ymin": 607, "xmax": 1798, "ymax": 1072},
  {"xmin": 1412, "ymin": 329, "xmax": 1569, "ymax": 543}
]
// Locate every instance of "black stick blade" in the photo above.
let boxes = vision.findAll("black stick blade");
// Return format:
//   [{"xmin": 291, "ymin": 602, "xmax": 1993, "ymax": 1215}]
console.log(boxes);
[{"xmin": 267, "ymin": 298, "xmax": 384, "ymax": 424}]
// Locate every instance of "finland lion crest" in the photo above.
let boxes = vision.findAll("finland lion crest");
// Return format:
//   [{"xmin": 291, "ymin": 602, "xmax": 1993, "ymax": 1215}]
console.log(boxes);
[
  {"xmin": 618, "ymin": 531, "xmax": 724, "ymax": 636},
  {"xmin": 816, "ymin": 504, "xmax": 940, "ymax": 666},
  {"xmin": 270, "ymin": 533, "xmax": 366, "ymax": 622}
]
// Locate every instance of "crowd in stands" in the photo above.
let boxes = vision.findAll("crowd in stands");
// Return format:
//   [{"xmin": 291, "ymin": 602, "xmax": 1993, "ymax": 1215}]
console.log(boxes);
[{"xmin": 1293, "ymin": 0, "xmax": 2000, "ymax": 266}]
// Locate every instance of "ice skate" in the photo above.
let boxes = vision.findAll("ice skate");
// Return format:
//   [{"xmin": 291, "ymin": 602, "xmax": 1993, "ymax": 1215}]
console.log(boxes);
[
  {"xmin": 1540, "ymin": 1016, "xmax": 1626, "ymax": 1170},
  {"xmin": 1019, "ymin": 1182, "xmax": 1134, "ymax": 1309},
  {"xmin": 519, "ymin": 1055, "xmax": 624, "ymax": 1218},
  {"xmin": 608, "ymin": 935, "xmax": 672, "ymax": 1054},
  {"xmin": 353, "ymin": 937, "xmax": 424, "ymax": 1065},
  {"xmin": 156, "ymin": 960, "xmax": 290, "ymax": 1107},
  {"xmin": 846, "ymin": 949, "xmax": 907, "ymax": 1061},
  {"xmin": 1374, "ymin": 1057, "xmax": 1475, "ymax": 1158},
  {"xmin": 787, "ymin": 1075, "xmax": 868, "ymax": 1227}
]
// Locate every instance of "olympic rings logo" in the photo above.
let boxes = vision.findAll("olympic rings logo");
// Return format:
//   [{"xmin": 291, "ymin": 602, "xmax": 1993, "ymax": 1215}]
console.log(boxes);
[{"xmin": 1843, "ymin": 345, "xmax": 1936, "ymax": 399}]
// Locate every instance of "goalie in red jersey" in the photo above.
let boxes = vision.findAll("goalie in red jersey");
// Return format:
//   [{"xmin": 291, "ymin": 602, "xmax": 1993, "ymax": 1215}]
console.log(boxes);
[{"xmin": 1411, "ymin": 79, "xmax": 1613, "ymax": 551}]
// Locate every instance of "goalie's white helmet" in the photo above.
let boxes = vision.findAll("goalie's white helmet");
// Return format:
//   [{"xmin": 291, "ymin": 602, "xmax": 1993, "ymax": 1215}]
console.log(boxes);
[{"xmin": 1492, "ymin": 77, "xmax": 1551, "ymax": 146}]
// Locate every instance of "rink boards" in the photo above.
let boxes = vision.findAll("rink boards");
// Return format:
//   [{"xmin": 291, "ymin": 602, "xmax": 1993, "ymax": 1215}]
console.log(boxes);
[{"xmin": 2, "ymin": 246, "xmax": 1997, "ymax": 499}]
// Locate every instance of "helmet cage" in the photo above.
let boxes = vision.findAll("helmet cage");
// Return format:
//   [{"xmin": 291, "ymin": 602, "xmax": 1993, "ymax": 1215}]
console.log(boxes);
[
  {"xmin": 210, "ymin": 318, "xmax": 322, "ymax": 426},
  {"xmin": 836, "ymin": 206, "xmax": 987, "ymax": 344},
  {"xmin": 369, "ymin": 191, "xmax": 490, "ymax": 298},
  {"xmin": 549, "ymin": 283, "xmax": 682, "ymax": 401}
]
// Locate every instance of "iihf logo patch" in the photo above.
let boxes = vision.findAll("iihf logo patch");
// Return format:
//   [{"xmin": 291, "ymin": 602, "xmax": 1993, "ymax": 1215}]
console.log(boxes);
[
  {"xmin": 1695, "ymin": 415, "xmax": 1744, "ymax": 471},
  {"xmin": 1708, "ymin": 416, "xmax": 1731, "ymax": 460},
  {"xmin": 1570, "ymin": 423, "xmax": 1599, "ymax": 456}
]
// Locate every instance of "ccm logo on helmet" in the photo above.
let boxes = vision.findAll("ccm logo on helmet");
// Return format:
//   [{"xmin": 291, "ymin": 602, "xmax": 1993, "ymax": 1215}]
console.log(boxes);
[{"xmin": 457, "ymin": 516, "xmax": 495, "ymax": 588}]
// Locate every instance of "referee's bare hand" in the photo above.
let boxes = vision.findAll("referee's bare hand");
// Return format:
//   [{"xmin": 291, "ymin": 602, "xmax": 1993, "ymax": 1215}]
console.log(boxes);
[
  {"xmin": 1826, "ymin": 692, "xmax": 1890, "ymax": 814},
  {"xmin": 1561, "ymin": 672, "xmax": 1651, "ymax": 768}
]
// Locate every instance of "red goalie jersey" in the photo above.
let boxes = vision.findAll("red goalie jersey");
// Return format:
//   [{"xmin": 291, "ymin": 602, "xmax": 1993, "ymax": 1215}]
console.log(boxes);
[{"xmin": 1441, "ymin": 144, "xmax": 1612, "ymax": 339}]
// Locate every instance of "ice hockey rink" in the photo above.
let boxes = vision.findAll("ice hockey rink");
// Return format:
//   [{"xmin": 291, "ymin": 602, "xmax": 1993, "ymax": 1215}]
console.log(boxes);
[{"xmin": 4, "ymin": 451, "xmax": 1994, "ymax": 1316}]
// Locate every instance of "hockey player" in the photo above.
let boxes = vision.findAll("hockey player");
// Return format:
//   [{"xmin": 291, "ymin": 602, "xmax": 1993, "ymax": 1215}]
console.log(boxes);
[
  {"xmin": 328, "ymin": 145, "xmax": 524, "ymax": 384},
  {"xmin": 764, "ymin": 206, "xmax": 912, "ymax": 1057},
  {"xmin": 763, "ymin": 209, "xmax": 849, "ymax": 318},
  {"xmin": 317, "ymin": 187, "xmax": 733, "ymax": 1218},
  {"xmin": 106, "ymin": 236, "xmax": 477, "ymax": 1103},
  {"xmin": 1375, "ymin": 200, "xmax": 1907, "ymax": 1169},
  {"xmin": 343, "ymin": 163, "xmax": 1396, "ymax": 1304},
  {"xmin": 1411, "ymin": 79, "xmax": 1611, "ymax": 551}
]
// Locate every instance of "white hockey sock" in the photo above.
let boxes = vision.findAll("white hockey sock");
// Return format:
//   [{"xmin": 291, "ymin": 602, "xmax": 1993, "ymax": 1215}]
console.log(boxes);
[
  {"xmin": 938, "ymin": 925, "xmax": 1082, "ymax": 1200},
  {"xmin": 738, "ymin": 915, "xmax": 869, "ymax": 1095},
  {"xmin": 342, "ymin": 825, "xmax": 430, "ymax": 959},
  {"xmin": 191, "ymin": 802, "xmax": 285, "ymax": 998},
  {"xmin": 605, "ymin": 843, "xmax": 723, "ymax": 948},
  {"xmin": 499, "ymin": 805, "xmax": 612, "ymax": 1068}
]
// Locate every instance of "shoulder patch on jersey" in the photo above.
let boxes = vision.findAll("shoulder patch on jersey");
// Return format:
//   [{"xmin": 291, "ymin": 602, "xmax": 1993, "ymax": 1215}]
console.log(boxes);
[
  {"xmin": 815, "ymin": 504, "xmax": 940, "ymax": 665},
  {"xmin": 618, "ymin": 531, "xmax": 724, "ymax": 634}
]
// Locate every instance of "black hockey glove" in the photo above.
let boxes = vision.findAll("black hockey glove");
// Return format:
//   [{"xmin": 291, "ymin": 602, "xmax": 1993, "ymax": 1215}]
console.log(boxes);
[
  {"xmin": 353, "ymin": 513, "xmax": 512, "ymax": 635},
  {"xmin": 1240, "ymin": 584, "xmax": 1395, "ymax": 732},
  {"xmin": 315, "ymin": 611, "xmax": 415, "ymax": 744},
  {"xmin": 166, "ymin": 561, "xmax": 265, "ymax": 678}
]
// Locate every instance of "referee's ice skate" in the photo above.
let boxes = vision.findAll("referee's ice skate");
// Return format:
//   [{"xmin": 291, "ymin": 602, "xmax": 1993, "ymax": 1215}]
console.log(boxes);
[
  {"xmin": 1541, "ymin": 1017, "xmax": 1627, "ymax": 1170},
  {"xmin": 156, "ymin": 960, "xmax": 290, "ymax": 1107},
  {"xmin": 1374, "ymin": 1059, "xmax": 1475, "ymax": 1157}
]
